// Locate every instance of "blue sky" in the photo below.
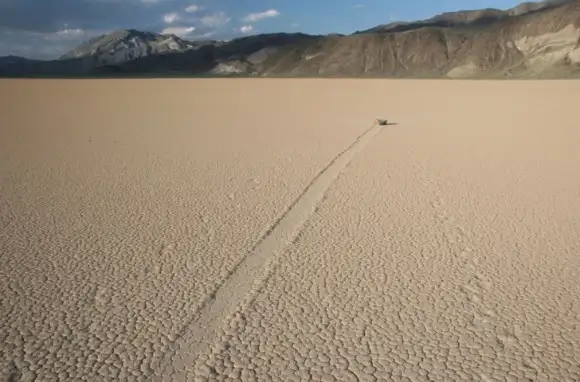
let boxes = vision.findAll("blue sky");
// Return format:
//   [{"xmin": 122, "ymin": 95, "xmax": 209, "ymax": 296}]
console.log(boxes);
[{"xmin": 0, "ymin": 0, "xmax": 528, "ymax": 59}]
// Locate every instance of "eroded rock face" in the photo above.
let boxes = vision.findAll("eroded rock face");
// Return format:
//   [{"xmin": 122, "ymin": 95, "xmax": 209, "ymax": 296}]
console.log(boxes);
[
  {"xmin": 247, "ymin": 48, "xmax": 278, "ymax": 65},
  {"xmin": 515, "ymin": 24, "xmax": 580, "ymax": 71},
  {"xmin": 211, "ymin": 61, "xmax": 253, "ymax": 75}
]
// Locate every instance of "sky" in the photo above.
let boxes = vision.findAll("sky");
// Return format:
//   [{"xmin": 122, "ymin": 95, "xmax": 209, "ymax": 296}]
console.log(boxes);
[{"xmin": 0, "ymin": 0, "xmax": 528, "ymax": 60}]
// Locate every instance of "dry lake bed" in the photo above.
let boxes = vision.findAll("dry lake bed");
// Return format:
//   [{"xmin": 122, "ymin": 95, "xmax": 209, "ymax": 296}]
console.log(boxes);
[{"xmin": 1, "ymin": 79, "xmax": 579, "ymax": 381}]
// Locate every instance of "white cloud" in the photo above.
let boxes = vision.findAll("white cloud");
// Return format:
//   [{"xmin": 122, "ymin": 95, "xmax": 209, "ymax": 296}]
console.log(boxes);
[
  {"xmin": 161, "ymin": 26, "xmax": 196, "ymax": 36},
  {"xmin": 353, "ymin": 4, "xmax": 366, "ymax": 8},
  {"xmin": 184, "ymin": 4, "xmax": 199, "ymax": 13},
  {"xmin": 163, "ymin": 12, "xmax": 179, "ymax": 24},
  {"xmin": 196, "ymin": 32, "xmax": 215, "ymax": 38},
  {"xmin": 243, "ymin": 9, "xmax": 280, "ymax": 22},
  {"xmin": 40, "ymin": 27, "xmax": 88, "ymax": 43},
  {"xmin": 201, "ymin": 12, "xmax": 231, "ymax": 28},
  {"xmin": 239, "ymin": 25, "xmax": 254, "ymax": 34},
  {"xmin": 53, "ymin": 28, "xmax": 86, "ymax": 38},
  {"xmin": 185, "ymin": 31, "xmax": 217, "ymax": 40}
]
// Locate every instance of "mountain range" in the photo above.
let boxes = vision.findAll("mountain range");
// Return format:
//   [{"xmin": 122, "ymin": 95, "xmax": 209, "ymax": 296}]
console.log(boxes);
[{"xmin": 1, "ymin": 0, "xmax": 580, "ymax": 78}]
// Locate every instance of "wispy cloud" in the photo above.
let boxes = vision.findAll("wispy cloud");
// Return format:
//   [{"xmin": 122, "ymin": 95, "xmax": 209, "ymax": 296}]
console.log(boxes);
[
  {"xmin": 353, "ymin": 4, "xmax": 366, "ymax": 8},
  {"xmin": 163, "ymin": 12, "xmax": 179, "ymax": 24},
  {"xmin": 194, "ymin": 31, "xmax": 215, "ymax": 38},
  {"xmin": 184, "ymin": 4, "xmax": 199, "ymax": 13},
  {"xmin": 200, "ymin": 12, "xmax": 231, "ymax": 28},
  {"xmin": 52, "ymin": 28, "xmax": 86, "ymax": 39},
  {"xmin": 243, "ymin": 9, "xmax": 280, "ymax": 22},
  {"xmin": 161, "ymin": 26, "xmax": 196, "ymax": 36}
]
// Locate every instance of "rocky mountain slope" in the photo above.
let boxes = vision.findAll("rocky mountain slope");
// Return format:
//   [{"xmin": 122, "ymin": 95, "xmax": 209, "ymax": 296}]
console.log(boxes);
[
  {"xmin": 1, "ymin": 0, "xmax": 580, "ymax": 78},
  {"xmin": 59, "ymin": 29, "xmax": 220, "ymax": 66},
  {"xmin": 356, "ymin": 0, "xmax": 573, "ymax": 34}
]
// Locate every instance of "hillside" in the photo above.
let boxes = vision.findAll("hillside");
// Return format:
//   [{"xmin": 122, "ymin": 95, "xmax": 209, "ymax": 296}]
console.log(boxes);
[
  {"xmin": 1, "ymin": 0, "xmax": 580, "ymax": 78},
  {"xmin": 262, "ymin": 1, "xmax": 580, "ymax": 78},
  {"xmin": 356, "ymin": 0, "xmax": 573, "ymax": 34}
]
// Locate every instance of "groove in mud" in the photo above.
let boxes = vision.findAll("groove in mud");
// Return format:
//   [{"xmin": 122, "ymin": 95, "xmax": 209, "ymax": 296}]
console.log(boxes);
[{"xmin": 159, "ymin": 123, "xmax": 384, "ymax": 380}]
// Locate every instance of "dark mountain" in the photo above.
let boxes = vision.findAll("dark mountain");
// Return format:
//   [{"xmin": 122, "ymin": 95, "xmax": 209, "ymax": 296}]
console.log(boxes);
[
  {"xmin": 0, "ymin": 55, "xmax": 39, "ymax": 66},
  {"xmin": 2, "ymin": 0, "xmax": 580, "ymax": 78},
  {"xmin": 0, "ymin": 55, "xmax": 44, "ymax": 76}
]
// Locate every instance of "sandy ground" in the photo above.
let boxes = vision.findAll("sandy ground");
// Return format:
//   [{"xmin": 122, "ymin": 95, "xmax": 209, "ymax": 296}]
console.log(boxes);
[{"xmin": 1, "ymin": 79, "xmax": 579, "ymax": 381}]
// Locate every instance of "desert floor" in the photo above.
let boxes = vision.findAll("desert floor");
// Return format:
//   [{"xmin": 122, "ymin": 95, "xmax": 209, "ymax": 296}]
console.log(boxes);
[{"xmin": 1, "ymin": 79, "xmax": 579, "ymax": 381}]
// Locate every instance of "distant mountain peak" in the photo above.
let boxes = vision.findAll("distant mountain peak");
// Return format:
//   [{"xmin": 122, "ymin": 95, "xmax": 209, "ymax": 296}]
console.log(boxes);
[{"xmin": 59, "ymin": 29, "xmax": 204, "ymax": 63}]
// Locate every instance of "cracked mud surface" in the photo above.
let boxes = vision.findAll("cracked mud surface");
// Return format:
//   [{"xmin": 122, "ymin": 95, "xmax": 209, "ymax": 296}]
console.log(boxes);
[{"xmin": 2, "ymin": 79, "xmax": 580, "ymax": 381}]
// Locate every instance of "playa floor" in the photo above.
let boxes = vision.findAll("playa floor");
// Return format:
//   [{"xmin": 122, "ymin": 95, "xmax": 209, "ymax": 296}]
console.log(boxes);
[{"xmin": 1, "ymin": 79, "xmax": 579, "ymax": 381}]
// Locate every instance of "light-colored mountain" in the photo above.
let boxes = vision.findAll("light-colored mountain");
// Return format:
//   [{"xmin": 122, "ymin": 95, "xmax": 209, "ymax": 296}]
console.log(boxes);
[{"xmin": 59, "ymin": 29, "xmax": 219, "ymax": 66}]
